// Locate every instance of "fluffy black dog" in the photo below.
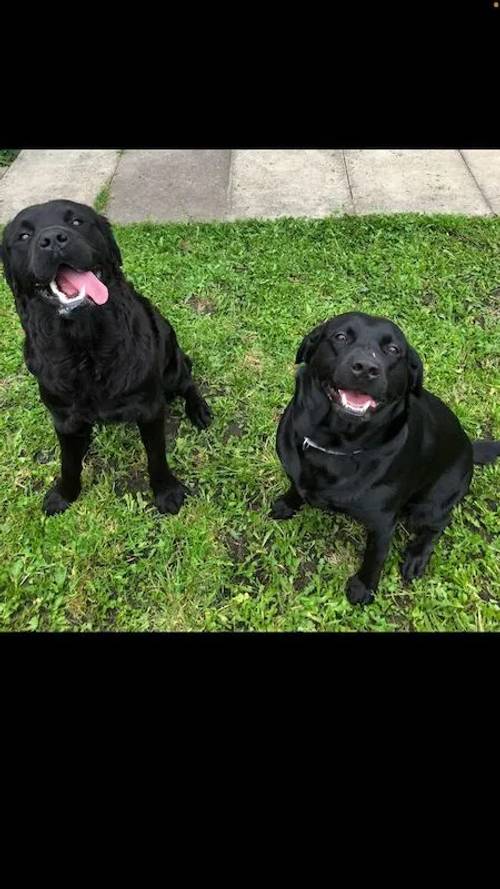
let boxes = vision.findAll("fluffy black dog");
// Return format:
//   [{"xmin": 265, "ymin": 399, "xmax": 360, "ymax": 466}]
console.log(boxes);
[
  {"xmin": 272, "ymin": 311, "xmax": 500, "ymax": 605},
  {"xmin": 0, "ymin": 199, "xmax": 211, "ymax": 516}
]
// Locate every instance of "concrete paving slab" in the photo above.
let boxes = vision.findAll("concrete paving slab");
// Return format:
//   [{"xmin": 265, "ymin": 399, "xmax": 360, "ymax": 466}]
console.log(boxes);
[
  {"xmin": 228, "ymin": 149, "xmax": 352, "ymax": 219},
  {"xmin": 4, "ymin": 149, "xmax": 497, "ymax": 226},
  {"xmin": 460, "ymin": 150, "xmax": 500, "ymax": 215},
  {"xmin": 344, "ymin": 149, "xmax": 492, "ymax": 215},
  {"xmin": 0, "ymin": 150, "xmax": 119, "ymax": 224},
  {"xmin": 107, "ymin": 150, "xmax": 231, "ymax": 223}
]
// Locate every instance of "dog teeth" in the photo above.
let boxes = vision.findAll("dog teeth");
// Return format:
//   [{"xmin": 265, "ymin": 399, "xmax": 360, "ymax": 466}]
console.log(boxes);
[
  {"xmin": 49, "ymin": 279, "xmax": 86, "ymax": 308},
  {"xmin": 49, "ymin": 280, "xmax": 66, "ymax": 300},
  {"xmin": 339, "ymin": 392, "xmax": 369, "ymax": 414}
]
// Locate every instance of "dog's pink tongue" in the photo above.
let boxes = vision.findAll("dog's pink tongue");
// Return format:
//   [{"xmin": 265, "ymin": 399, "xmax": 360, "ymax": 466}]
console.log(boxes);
[
  {"xmin": 56, "ymin": 266, "xmax": 108, "ymax": 305},
  {"xmin": 340, "ymin": 389, "xmax": 377, "ymax": 409}
]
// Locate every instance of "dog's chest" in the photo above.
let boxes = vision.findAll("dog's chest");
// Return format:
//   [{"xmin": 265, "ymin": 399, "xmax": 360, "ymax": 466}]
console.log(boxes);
[
  {"xmin": 73, "ymin": 356, "xmax": 113, "ymax": 407},
  {"xmin": 37, "ymin": 348, "xmax": 145, "ymax": 423},
  {"xmin": 49, "ymin": 352, "xmax": 107, "ymax": 396},
  {"xmin": 300, "ymin": 451, "xmax": 364, "ymax": 503},
  {"xmin": 297, "ymin": 447, "xmax": 390, "ymax": 514}
]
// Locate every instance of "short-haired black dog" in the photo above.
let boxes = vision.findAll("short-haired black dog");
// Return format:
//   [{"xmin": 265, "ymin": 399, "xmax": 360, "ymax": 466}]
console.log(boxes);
[
  {"xmin": 272, "ymin": 311, "xmax": 499, "ymax": 605},
  {"xmin": 0, "ymin": 199, "xmax": 211, "ymax": 516}
]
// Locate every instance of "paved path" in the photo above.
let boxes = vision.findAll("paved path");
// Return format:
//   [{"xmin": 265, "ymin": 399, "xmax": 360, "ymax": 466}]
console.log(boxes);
[
  {"xmin": 0, "ymin": 150, "xmax": 120, "ymax": 224},
  {"xmin": 1, "ymin": 149, "xmax": 499, "ymax": 224}
]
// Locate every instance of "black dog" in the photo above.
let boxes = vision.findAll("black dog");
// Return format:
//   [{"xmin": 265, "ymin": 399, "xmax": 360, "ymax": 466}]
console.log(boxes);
[
  {"xmin": 0, "ymin": 199, "xmax": 211, "ymax": 516},
  {"xmin": 272, "ymin": 311, "xmax": 499, "ymax": 605}
]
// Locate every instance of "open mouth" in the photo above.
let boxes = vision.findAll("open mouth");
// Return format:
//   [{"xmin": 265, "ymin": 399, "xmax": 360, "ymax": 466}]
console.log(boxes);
[
  {"xmin": 42, "ymin": 266, "xmax": 108, "ymax": 311},
  {"xmin": 325, "ymin": 385, "xmax": 379, "ymax": 416}
]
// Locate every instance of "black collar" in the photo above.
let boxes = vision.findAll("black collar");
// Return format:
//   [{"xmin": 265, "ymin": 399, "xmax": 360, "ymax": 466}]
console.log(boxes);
[{"xmin": 303, "ymin": 437, "xmax": 363, "ymax": 456}]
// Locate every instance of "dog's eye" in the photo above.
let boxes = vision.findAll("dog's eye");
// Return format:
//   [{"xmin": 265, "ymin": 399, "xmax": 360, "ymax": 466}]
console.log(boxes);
[
  {"xmin": 19, "ymin": 232, "xmax": 31, "ymax": 241},
  {"xmin": 387, "ymin": 344, "xmax": 400, "ymax": 355},
  {"xmin": 72, "ymin": 219, "xmax": 82, "ymax": 226},
  {"xmin": 334, "ymin": 333, "xmax": 347, "ymax": 342}
]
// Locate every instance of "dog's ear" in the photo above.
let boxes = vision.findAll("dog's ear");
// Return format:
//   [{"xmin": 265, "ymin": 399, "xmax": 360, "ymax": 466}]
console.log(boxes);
[
  {"xmin": 295, "ymin": 323, "xmax": 326, "ymax": 364},
  {"xmin": 96, "ymin": 213, "xmax": 122, "ymax": 270},
  {"xmin": 407, "ymin": 346, "xmax": 424, "ymax": 396}
]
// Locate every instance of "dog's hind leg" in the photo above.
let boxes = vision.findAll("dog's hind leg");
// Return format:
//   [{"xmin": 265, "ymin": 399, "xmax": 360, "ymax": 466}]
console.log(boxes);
[
  {"xmin": 164, "ymin": 349, "xmax": 212, "ymax": 430},
  {"xmin": 401, "ymin": 461, "xmax": 472, "ymax": 583},
  {"xmin": 183, "ymin": 381, "xmax": 212, "ymax": 430}
]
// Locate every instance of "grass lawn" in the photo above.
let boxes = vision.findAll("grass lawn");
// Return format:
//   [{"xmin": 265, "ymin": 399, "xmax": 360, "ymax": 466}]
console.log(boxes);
[
  {"xmin": 0, "ymin": 214, "xmax": 499, "ymax": 632},
  {"xmin": 0, "ymin": 150, "xmax": 19, "ymax": 167}
]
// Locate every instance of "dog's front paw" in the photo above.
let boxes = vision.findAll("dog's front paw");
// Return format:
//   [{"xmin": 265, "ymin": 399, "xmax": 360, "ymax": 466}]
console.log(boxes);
[
  {"xmin": 346, "ymin": 574, "xmax": 374, "ymax": 606},
  {"xmin": 154, "ymin": 480, "xmax": 190, "ymax": 515},
  {"xmin": 43, "ymin": 487, "xmax": 72, "ymax": 516},
  {"xmin": 270, "ymin": 496, "xmax": 298, "ymax": 520},
  {"xmin": 185, "ymin": 395, "xmax": 212, "ymax": 430},
  {"xmin": 401, "ymin": 549, "xmax": 430, "ymax": 584}
]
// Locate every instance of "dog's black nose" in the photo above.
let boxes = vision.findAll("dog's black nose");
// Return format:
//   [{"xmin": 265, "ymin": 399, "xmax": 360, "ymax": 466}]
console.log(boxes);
[
  {"xmin": 38, "ymin": 227, "xmax": 70, "ymax": 250},
  {"xmin": 351, "ymin": 358, "xmax": 380, "ymax": 380}
]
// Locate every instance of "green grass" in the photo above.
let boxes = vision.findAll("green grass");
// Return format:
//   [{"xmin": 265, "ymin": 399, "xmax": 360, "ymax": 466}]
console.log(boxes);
[
  {"xmin": 94, "ymin": 184, "xmax": 111, "ymax": 214},
  {"xmin": 0, "ymin": 215, "xmax": 499, "ymax": 631},
  {"xmin": 0, "ymin": 149, "xmax": 20, "ymax": 167},
  {"xmin": 94, "ymin": 151, "xmax": 123, "ymax": 212}
]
